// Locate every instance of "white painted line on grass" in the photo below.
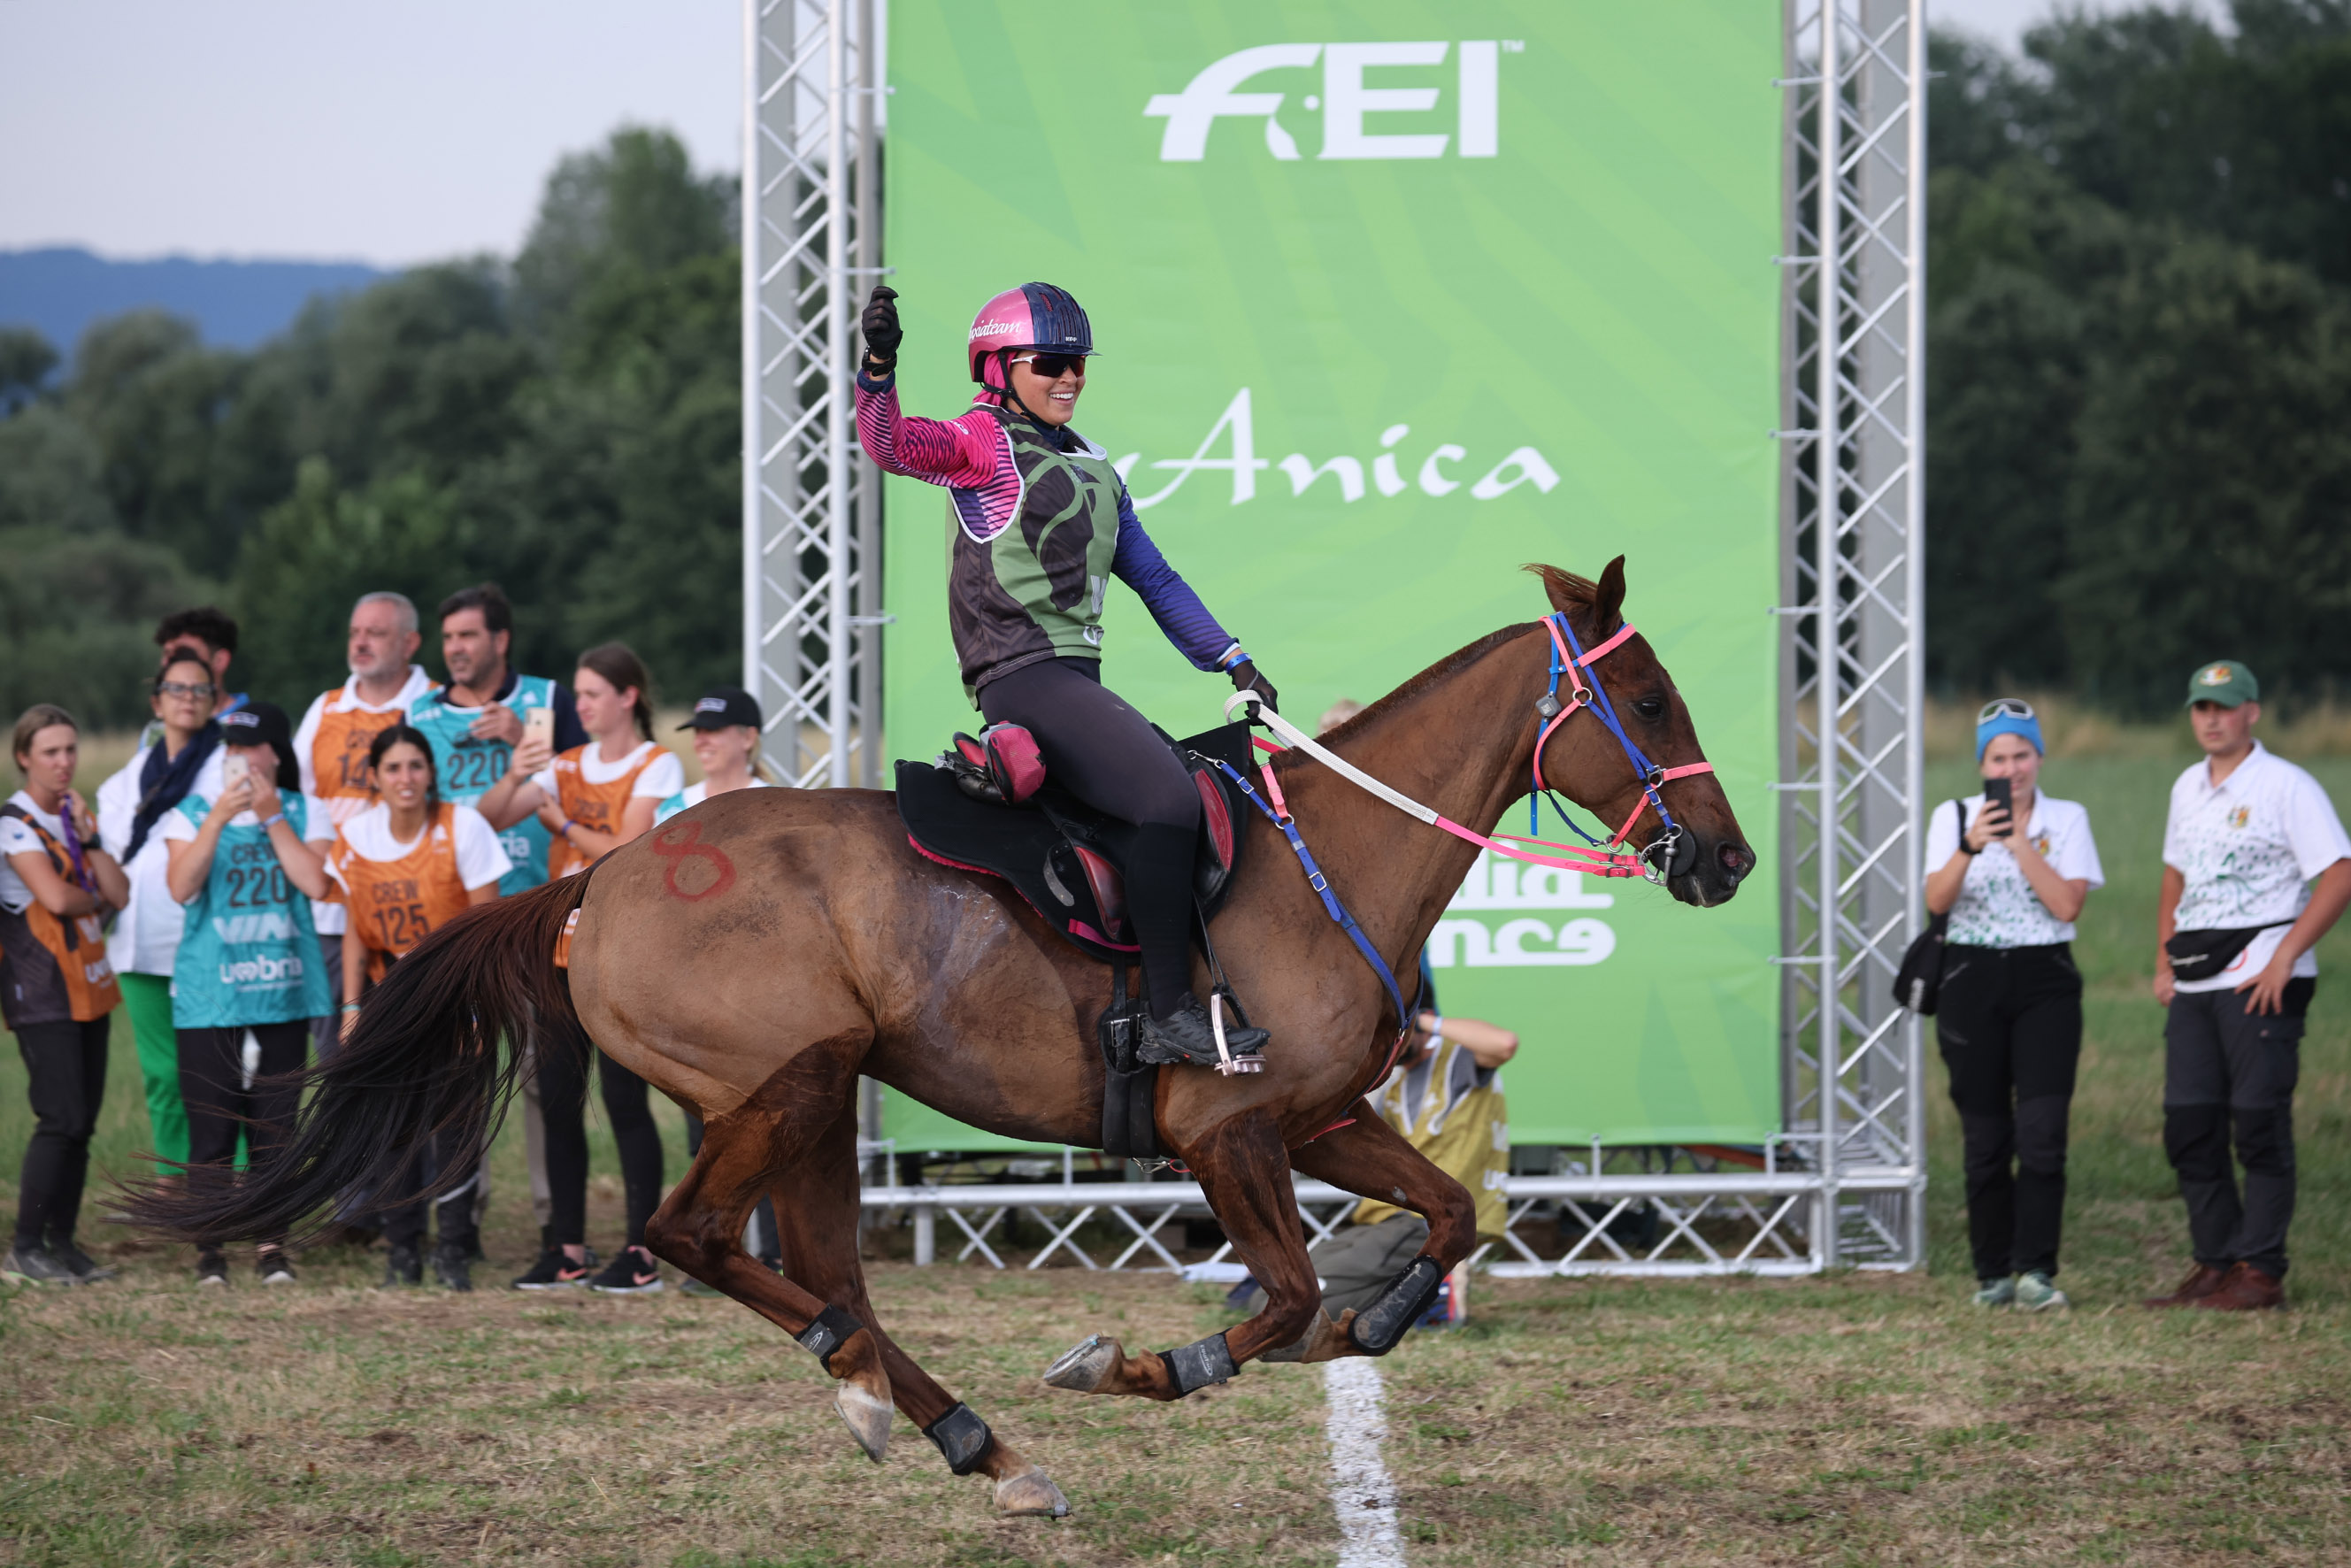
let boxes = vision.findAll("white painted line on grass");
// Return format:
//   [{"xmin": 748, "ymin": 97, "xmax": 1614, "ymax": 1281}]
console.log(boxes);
[{"xmin": 1324, "ymin": 1357, "xmax": 1407, "ymax": 1567}]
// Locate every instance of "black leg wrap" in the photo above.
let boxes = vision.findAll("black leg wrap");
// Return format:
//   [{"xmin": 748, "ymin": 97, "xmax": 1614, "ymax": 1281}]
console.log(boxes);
[
  {"xmin": 1348, "ymin": 1256, "xmax": 1443, "ymax": 1356},
  {"xmin": 1163, "ymin": 1331, "xmax": 1239, "ymax": 1396},
  {"xmin": 795, "ymin": 1303, "xmax": 865, "ymax": 1373},
  {"xmin": 922, "ymin": 1403, "xmax": 995, "ymax": 1475}
]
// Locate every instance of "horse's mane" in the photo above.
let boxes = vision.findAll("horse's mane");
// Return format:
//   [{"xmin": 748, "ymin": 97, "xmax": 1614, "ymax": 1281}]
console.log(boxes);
[{"xmin": 1301, "ymin": 563, "xmax": 1594, "ymax": 755}]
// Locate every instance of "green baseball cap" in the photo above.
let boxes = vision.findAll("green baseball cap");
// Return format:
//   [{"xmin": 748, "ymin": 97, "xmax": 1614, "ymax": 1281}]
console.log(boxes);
[{"xmin": 2186, "ymin": 659, "xmax": 2260, "ymax": 709}]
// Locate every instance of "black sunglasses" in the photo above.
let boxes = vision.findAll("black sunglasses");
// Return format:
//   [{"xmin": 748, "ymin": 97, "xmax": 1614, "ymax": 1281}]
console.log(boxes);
[{"xmin": 1011, "ymin": 352, "xmax": 1089, "ymax": 380}]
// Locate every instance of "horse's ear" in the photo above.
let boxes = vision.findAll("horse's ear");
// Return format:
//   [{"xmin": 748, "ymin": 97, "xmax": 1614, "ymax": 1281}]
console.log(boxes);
[{"xmin": 1594, "ymin": 556, "xmax": 1627, "ymax": 635}]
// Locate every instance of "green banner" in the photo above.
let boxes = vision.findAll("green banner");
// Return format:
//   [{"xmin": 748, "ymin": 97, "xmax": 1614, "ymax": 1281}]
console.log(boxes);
[{"xmin": 881, "ymin": 2, "xmax": 1782, "ymax": 1154}]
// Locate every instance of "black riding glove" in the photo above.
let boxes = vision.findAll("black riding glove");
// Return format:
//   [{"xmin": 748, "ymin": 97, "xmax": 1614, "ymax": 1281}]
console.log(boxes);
[
  {"xmin": 860, "ymin": 285, "xmax": 902, "ymax": 374},
  {"xmin": 1230, "ymin": 661, "xmax": 1279, "ymax": 716}
]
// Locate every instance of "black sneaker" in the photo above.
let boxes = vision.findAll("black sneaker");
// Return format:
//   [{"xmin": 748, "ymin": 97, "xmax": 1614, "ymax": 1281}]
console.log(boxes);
[
  {"xmin": 432, "ymin": 1241, "xmax": 473, "ymax": 1293},
  {"xmin": 196, "ymin": 1249, "xmax": 229, "ymax": 1287},
  {"xmin": 381, "ymin": 1242, "xmax": 422, "ymax": 1287},
  {"xmin": 1136, "ymin": 996, "xmax": 1270, "ymax": 1070},
  {"xmin": 511, "ymin": 1247, "xmax": 595, "ymax": 1290},
  {"xmin": 256, "ymin": 1247, "xmax": 296, "ymax": 1286},
  {"xmin": 4, "ymin": 1244, "xmax": 80, "ymax": 1286},
  {"xmin": 588, "ymin": 1244, "xmax": 664, "ymax": 1295},
  {"xmin": 51, "ymin": 1241, "xmax": 117, "ymax": 1284}
]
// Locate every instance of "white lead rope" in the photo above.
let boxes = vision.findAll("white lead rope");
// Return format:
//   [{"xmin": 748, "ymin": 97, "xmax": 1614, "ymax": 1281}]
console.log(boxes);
[{"xmin": 1222, "ymin": 691, "xmax": 1439, "ymax": 826}]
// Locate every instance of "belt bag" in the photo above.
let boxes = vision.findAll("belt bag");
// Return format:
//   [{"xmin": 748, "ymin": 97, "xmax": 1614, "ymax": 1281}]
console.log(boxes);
[
  {"xmin": 2165, "ymin": 923, "xmax": 2288, "ymax": 983},
  {"xmin": 1893, "ymin": 798, "xmax": 1969, "ymax": 1016}
]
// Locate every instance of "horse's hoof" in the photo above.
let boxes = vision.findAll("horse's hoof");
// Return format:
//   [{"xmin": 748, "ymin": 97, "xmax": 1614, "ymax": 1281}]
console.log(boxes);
[
  {"xmin": 834, "ymin": 1381, "xmax": 893, "ymax": 1462},
  {"xmin": 1042, "ymin": 1334, "xmax": 1121, "ymax": 1393},
  {"xmin": 994, "ymin": 1464, "xmax": 1071, "ymax": 1518}
]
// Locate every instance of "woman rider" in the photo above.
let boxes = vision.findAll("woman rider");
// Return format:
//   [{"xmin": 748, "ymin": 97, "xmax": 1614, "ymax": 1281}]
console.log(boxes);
[{"xmin": 855, "ymin": 281, "xmax": 1276, "ymax": 1067}]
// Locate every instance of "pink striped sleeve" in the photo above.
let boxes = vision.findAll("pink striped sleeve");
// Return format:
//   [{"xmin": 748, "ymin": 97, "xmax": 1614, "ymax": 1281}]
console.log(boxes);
[{"xmin": 856, "ymin": 379, "xmax": 1003, "ymax": 488}]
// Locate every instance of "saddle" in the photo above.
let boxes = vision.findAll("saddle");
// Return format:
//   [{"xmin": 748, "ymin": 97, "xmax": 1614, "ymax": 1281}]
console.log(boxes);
[{"xmin": 895, "ymin": 720, "xmax": 1259, "ymax": 1160}]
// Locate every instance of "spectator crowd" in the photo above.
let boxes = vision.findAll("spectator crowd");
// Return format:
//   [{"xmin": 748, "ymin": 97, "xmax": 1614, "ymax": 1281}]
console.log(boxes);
[{"xmin": 2, "ymin": 591, "xmax": 773, "ymax": 1294}]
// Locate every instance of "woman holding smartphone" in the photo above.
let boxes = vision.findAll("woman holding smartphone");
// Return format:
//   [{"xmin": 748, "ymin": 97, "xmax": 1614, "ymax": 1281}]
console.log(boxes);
[
  {"xmin": 163, "ymin": 703, "xmax": 334, "ymax": 1286},
  {"xmin": 1924, "ymin": 700, "xmax": 2104, "ymax": 1311},
  {"xmin": 478, "ymin": 643, "xmax": 680, "ymax": 1294},
  {"xmin": 326, "ymin": 726, "xmax": 511, "ymax": 1289}
]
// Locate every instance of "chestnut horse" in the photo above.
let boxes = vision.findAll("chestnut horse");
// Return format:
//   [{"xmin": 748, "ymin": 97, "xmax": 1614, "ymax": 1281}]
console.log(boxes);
[{"xmin": 136, "ymin": 559, "xmax": 1753, "ymax": 1518}]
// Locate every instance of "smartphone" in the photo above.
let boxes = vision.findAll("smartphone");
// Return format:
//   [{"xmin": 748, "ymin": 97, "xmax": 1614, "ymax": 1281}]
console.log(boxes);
[
  {"xmin": 222, "ymin": 753, "xmax": 251, "ymax": 795},
  {"xmin": 524, "ymin": 706, "xmax": 556, "ymax": 750},
  {"xmin": 1983, "ymin": 774, "xmax": 2014, "ymax": 835}
]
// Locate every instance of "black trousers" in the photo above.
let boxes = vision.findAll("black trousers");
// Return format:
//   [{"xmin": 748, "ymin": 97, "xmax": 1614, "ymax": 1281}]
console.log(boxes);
[
  {"xmin": 980, "ymin": 657, "xmax": 1202, "ymax": 1012},
  {"xmin": 536, "ymin": 1016, "xmax": 663, "ymax": 1249},
  {"xmin": 12, "ymin": 1015, "xmax": 110, "ymax": 1250},
  {"xmin": 1934, "ymin": 944, "xmax": 2082, "ymax": 1280},
  {"xmin": 2163, "ymin": 978, "xmax": 2311, "ymax": 1280},
  {"xmin": 178, "ymin": 1021, "xmax": 311, "ymax": 1246},
  {"xmin": 380, "ymin": 1129, "xmax": 481, "ymax": 1254}
]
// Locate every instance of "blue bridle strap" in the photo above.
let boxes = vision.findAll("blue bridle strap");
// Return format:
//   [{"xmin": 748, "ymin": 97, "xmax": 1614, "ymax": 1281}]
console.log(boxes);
[{"xmin": 1210, "ymin": 757, "xmax": 1409, "ymax": 1031}]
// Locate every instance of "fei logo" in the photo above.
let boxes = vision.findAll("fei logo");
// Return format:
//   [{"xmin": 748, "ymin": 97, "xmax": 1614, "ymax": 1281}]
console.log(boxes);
[{"xmin": 1145, "ymin": 42, "xmax": 1514, "ymax": 163}]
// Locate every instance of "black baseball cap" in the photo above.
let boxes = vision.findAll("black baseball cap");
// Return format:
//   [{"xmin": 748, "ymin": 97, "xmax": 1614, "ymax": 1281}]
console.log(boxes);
[
  {"xmin": 679, "ymin": 686, "xmax": 764, "ymax": 732},
  {"xmin": 219, "ymin": 702, "xmax": 300, "ymax": 789}
]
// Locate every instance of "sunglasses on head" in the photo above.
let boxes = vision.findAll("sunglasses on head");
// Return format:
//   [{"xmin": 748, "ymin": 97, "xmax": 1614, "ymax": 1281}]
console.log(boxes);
[
  {"xmin": 1977, "ymin": 698, "xmax": 2036, "ymax": 723},
  {"xmin": 1010, "ymin": 352, "xmax": 1088, "ymax": 380}
]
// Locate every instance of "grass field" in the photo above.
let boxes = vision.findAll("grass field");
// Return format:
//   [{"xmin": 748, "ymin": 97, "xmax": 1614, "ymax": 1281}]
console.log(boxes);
[{"xmin": 3, "ymin": 749, "xmax": 2349, "ymax": 1564}]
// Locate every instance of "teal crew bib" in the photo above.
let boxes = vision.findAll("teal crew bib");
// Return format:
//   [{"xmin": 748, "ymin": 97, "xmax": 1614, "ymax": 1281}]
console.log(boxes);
[
  {"xmin": 408, "ymin": 674, "xmax": 555, "ymax": 895},
  {"xmin": 170, "ymin": 788, "xmax": 334, "ymax": 1028}
]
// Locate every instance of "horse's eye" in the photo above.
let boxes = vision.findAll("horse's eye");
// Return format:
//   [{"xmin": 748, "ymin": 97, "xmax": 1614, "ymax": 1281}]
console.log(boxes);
[{"xmin": 1635, "ymin": 698, "xmax": 1665, "ymax": 721}]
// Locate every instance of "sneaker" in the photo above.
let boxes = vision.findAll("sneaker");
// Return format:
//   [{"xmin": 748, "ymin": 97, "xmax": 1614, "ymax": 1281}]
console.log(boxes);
[
  {"xmin": 196, "ymin": 1249, "xmax": 230, "ymax": 1287},
  {"xmin": 1135, "ymin": 996, "xmax": 1270, "ymax": 1070},
  {"xmin": 381, "ymin": 1242, "xmax": 423, "ymax": 1288},
  {"xmin": 588, "ymin": 1244, "xmax": 664, "ymax": 1295},
  {"xmin": 50, "ymin": 1241, "xmax": 117, "ymax": 1284},
  {"xmin": 511, "ymin": 1247, "xmax": 595, "ymax": 1290},
  {"xmin": 2014, "ymin": 1270, "xmax": 2070, "ymax": 1312},
  {"xmin": 431, "ymin": 1241, "xmax": 474, "ymax": 1293},
  {"xmin": 256, "ymin": 1248, "xmax": 296, "ymax": 1286},
  {"xmin": 1971, "ymin": 1276, "xmax": 2016, "ymax": 1308},
  {"xmin": 4, "ymin": 1244, "xmax": 81, "ymax": 1287}
]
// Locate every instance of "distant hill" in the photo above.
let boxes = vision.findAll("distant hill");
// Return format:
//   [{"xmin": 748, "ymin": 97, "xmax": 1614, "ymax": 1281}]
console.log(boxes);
[{"xmin": 0, "ymin": 246, "xmax": 392, "ymax": 361}]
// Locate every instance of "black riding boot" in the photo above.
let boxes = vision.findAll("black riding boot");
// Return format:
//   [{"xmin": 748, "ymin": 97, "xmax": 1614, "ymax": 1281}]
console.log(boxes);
[{"xmin": 1127, "ymin": 824, "xmax": 1269, "ymax": 1067}]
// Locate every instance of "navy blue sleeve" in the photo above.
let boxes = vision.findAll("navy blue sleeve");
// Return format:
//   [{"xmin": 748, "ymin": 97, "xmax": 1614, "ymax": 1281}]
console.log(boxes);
[
  {"xmin": 1109, "ymin": 485, "xmax": 1242, "ymax": 673},
  {"xmin": 550, "ymin": 683, "xmax": 590, "ymax": 752}
]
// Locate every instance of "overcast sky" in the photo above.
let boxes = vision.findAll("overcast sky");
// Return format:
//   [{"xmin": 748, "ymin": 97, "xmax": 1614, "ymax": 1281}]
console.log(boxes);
[{"xmin": 0, "ymin": 0, "xmax": 2180, "ymax": 268}]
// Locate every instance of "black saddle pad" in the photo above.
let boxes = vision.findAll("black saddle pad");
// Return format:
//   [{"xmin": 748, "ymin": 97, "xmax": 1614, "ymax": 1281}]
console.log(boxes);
[{"xmin": 895, "ymin": 720, "xmax": 1256, "ymax": 964}]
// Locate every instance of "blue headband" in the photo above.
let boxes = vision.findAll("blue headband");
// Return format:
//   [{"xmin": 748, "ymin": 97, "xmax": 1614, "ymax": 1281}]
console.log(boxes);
[{"xmin": 1976, "ymin": 713, "xmax": 2044, "ymax": 760}]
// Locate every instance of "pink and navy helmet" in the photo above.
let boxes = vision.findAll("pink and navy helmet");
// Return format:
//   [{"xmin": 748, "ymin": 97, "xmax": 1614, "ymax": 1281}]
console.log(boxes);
[{"xmin": 967, "ymin": 282, "xmax": 1095, "ymax": 393}]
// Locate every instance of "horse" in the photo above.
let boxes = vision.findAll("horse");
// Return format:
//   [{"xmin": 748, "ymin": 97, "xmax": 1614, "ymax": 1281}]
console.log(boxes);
[{"xmin": 134, "ymin": 557, "xmax": 1754, "ymax": 1518}]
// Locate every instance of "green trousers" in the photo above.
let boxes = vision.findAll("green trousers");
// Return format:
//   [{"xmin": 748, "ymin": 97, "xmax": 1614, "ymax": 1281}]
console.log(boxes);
[{"xmin": 118, "ymin": 973, "xmax": 188, "ymax": 1169}]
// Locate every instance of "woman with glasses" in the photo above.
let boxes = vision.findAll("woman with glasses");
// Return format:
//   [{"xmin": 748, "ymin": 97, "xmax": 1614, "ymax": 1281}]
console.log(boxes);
[
  {"xmin": 851, "ymin": 282, "xmax": 1279, "ymax": 1069},
  {"xmin": 95, "ymin": 652, "xmax": 227, "ymax": 1190},
  {"xmin": 1924, "ymin": 700, "xmax": 2104, "ymax": 1311}
]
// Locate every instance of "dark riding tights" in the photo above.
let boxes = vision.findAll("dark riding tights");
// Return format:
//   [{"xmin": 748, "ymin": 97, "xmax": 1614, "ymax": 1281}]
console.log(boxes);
[
  {"xmin": 980, "ymin": 657, "xmax": 1202, "ymax": 1017},
  {"xmin": 537, "ymin": 1016, "xmax": 665, "ymax": 1250}
]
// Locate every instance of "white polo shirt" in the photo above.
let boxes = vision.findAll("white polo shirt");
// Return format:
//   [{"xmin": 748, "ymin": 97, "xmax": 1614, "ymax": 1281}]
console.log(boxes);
[
  {"xmin": 1925, "ymin": 791, "xmax": 2103, "ymax": 948},
  {"xmin": 2163, "ymin": 742, "xmax": 2351, "ymax": 993}
]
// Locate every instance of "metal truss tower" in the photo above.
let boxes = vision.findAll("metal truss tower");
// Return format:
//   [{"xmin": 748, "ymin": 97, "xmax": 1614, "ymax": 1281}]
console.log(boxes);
[
  {"xmin": 742, "ymin": 0, "xmax": 882, "ymax": 790},
  {"xmin": 745, "ymin": 0, "xmax": 1929, "ymax": 1274},
  {"xmin": 1777, "ymin": 0, "xmax": 1930, "ymax": 1268}
]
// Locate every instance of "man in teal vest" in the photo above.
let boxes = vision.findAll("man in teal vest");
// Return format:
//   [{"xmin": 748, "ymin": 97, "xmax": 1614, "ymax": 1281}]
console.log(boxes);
[{"xmin": 405, "ymin": 583, "xmax": 587, "ymax": 896}]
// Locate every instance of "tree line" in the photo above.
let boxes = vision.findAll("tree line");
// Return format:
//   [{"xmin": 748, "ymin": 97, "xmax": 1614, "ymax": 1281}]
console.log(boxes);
[
  {"xmin": 4, "ymin": 7, "xmax": 2347, "ymax": 728},
  {"xmin": 1927, "ymin": 0, "xmax": 2351, "ymax": 712},
  {"xmin": 0, "ymin": 128, "xmax": 739, "ymax": 728}
]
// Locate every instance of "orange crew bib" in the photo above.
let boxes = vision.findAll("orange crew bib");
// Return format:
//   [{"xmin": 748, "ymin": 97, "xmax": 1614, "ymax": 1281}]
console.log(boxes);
[
  {"xmin": 0, "ymin": 806, "xmax": 122, "ymax": 1026},
  {"xmin": 546, "ymin": 743, "xmax": 662, "ymax": 880},
  {"xmin": 327, "ymin": 803, "xmax": 474, "ymax": 980},
  {"xmin": 311, "ymin": 687, "xmax": 420, "ymax": 822}
]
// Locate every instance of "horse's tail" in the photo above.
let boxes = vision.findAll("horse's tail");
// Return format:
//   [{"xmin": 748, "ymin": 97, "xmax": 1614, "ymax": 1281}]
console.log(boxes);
[{"xmin": 126, "ymin": 867, "xmax": 597, "ymax": 1248}]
